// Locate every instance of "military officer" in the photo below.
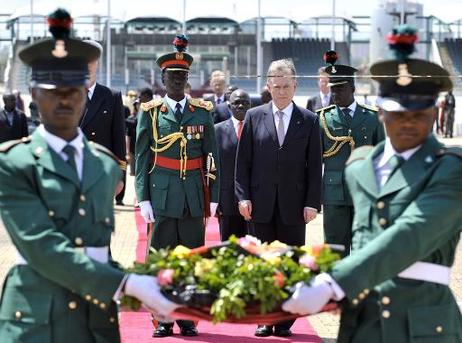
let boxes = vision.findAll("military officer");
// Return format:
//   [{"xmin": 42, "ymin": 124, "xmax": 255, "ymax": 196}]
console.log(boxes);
[
  {"xmin": 135, "ymin": 34, "xmax": 219, "ymax": 337},
  {"xmin": 318, "ymin": 50, "xmax": 385, "ymax": 256},
  {"xmin": 0, "ymin": 9, "xmax": 180, "ymax": 343},
  {"xmin": 283, "ymin": 26, "xmax": 462, "ymax": 342}
]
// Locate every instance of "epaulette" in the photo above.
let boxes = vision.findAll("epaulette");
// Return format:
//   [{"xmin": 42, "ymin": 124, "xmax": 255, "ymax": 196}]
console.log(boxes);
[
  {"xmin": 346, "ymin": 145, "xmax": 374, "ymax": 165},
  {"xmin": 316, "ymin": 104, "xmax": 336, "ymax": 114},
  {"xmin": 89, "ymin": 141, "xmax": 127, "ymax": 171},
  {"xmin": 359, "ymin": 103, "xmax": 379, "ymax": 112},
  {"xmin": 435, "ymin": 146, "xmax": 462, "ymax": 160},
  {"xmin": 189, "ymin": 98, "xmax": 214, "ymax": 111},
  {"xmin": 0, "ymin": 136, "xmax": 31, "ymax": 153},
  {"xmin": 140, "ymin": 98, "xmax": 163, "ymax": 112}
]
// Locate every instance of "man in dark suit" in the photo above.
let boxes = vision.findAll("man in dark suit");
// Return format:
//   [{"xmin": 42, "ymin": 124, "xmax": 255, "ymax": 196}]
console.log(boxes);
[
  {"xmin": 213, "ymin": 85, "xmax": 238, "ymax": 124},
  {"xmin": 204, "ymin": 70, "xmax": 226, "ymax": 107},
  {"xmin": 79, "ymin": 40, "xmax": 127, "ymax": 204},
  {"xmin": 215, "ymin": 89, "xmax": 250, "ymax": 241},
  {"xmin": 235, "ymin": 59, "xmax": 322, "ymax": 337},
  {"xmin": 306, "ymin": 67, "xmax": 333, "ymax": 112},
  {"xmin": 0, "ymin": 93, "xmax": 28, "ymax": 143}
]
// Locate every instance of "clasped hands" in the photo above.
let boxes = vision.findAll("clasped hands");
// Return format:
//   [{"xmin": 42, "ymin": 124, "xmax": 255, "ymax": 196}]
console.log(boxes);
[{"xmin": 238, "ymin": 200, "xmax": 317, "ymax": 223}]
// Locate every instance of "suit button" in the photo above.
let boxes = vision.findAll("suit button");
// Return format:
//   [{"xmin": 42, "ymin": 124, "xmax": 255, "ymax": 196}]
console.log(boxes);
[
  {"xmin": 100, "ymin": 303, "xmax": 107, "ymax": 309},
  {"xmin": 352, "ymin": 298, "xmax": 359, "ymax": 305},
  {"xmin": 85, "ymin": 294, "xmax": 92, "ymax": 301},
  {"xmin": 48, "ymin": 210, "xmax": 55, "ymax": 217},
  {"xmin": 436, "ymin": 325, "xmax": 443, "ymax": 333},
  {"xmin": 93, "ymin": 298, "xmax": 99, "ymax": 305},
  {"xmin": 15, "ymin": 311, "xmax": 22, "ymax": 319},
  {"xmin": 75, "ymin": 237, "xmax": 83, "ymax": 246},
  {"xmin": 105, "ymin": 217, "xmax": 111, "ymax": 224},
  {"xmin": 378, "ymin": 218, "xmax": 387, "ymax": 226},
  {"xmin": 382, "ymin": 310, "xmax": 390, "ymax": 318},
  {"xmin": 363, "ymin": 289, "xmax": 370, "ymax": 295},
  {"xmin": 109, "ymin": 317, "xmax": 116, "ymax": 323},
  {"xmin": 80, "ymin": 195, "xmax": 86, "ymax": 202},
  {"xmin": 377, "ymin": 201, "xmax": 385, "ymax": 209},
  {"xmin": 381, "ymin": 296, "xmax": 390, "ymax": 305},
  {"xmin": 91, "ymin": 132, "xmax": 96, "ymax": 136},
  {"xmin": 78, "ymin": 208, "xmax": 86, "ymax": 216},
  {"xmin": 358, "ymin": 292, "xmax": 366, "ymax": 300},
  {"xmin": 68, "ymin": 301, "xmax": 77, "ymax": 310}
]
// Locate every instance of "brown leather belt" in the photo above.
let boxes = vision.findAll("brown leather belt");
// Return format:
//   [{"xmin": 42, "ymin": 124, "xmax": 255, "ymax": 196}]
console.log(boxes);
[{"xmin": 153, "ymin": 155, "xmax": 202, "ymax": 170}]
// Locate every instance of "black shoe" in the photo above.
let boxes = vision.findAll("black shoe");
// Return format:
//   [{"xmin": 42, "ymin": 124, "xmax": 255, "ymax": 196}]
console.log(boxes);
[
  {"xmin": 152, "ymin": 324, "xmax": 173, "ymax": 338},
  {"xmin": 255, "ymin": 325, "xmax": 273, "ymax": 337},
  {"xmin": 180, "ymin": 326, "xmax": 198, "ymax": 336},
  {"xmin": 273, "ymin": 327, "xmax": 292, "ymax": 337},
  {"xmin": 115, "ymin": 200, "xmax": 124, "ymax": 206}
]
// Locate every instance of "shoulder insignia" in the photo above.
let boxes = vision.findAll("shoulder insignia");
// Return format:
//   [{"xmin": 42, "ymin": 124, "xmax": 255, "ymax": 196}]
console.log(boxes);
[
  {"xmin": 316, "ymin": 104, "xmax": 336, "ymax": 114},
  {"xmin": 0, "ymin": 136, "xmax": 31, "ymax": 153},
  {"xmin": 189, "ymin": 98, "xmax": 214, "ymax": 111},
  {"xmin": 359, "ymin": 103, "xmax": 379, "ymax": 112},
  {"xmin": 140, "ymin": 98, "xmax": 163, "ymax": 112},
  {"xmin": 346, "ymin": 145, "xmax": 374, "ymax": 165},
  {"xmin": 90, "ymin": 141, "xmax": 126, "ymax": 170},
  {"xmin": 435, "ymin": 146, "xmax": 462, "ymax": 160}
]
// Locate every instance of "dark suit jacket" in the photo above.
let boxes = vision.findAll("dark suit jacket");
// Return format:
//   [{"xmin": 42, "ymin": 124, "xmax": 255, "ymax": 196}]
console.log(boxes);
[
  {"xmin": 0, "ymin": 108, "xmax": 28, "ymax": 143},
  {"xmin": 306, "ymin": 94, "xmax": 333, "ymax": 113},
  {"xmin": 80, "ymin": 83, "xmax": 126, "ymax": 161},
  {"xmin": 235, "ymin": 101, "xmax": 322, "ymax": 225},
  {"xmin": 215, "ymin": 118, "xmax": 240, "ymax": 216},
  {"xmin": 213, "ymin": 102, "xmax": 232, "ymax": 124}
]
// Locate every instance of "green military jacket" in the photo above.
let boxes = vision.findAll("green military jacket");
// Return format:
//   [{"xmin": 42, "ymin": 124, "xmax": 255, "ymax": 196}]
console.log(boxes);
[
  {"xmin": 135, "ymin": 98, "xmax": 219, "ymax": 218},
  {"xmin": 331, "ymin": 135, "xmax": 462, "ymax": 343},
  {"xmin": 0, "ymin": 131, "xmax": 125, "ymax": 343},
  {"xmin": 318, "ymin": 103, "xmax": 385, "ymax": 206}
]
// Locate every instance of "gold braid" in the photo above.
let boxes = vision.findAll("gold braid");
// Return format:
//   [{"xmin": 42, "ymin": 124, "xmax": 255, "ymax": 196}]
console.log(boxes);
[
  {"xmin": 319, "ymin": 108, "xmax": 355, "ymax": 158},
  {"xmin": 148, "ymin": 106, "xmax": 188, "ymax": 178}
]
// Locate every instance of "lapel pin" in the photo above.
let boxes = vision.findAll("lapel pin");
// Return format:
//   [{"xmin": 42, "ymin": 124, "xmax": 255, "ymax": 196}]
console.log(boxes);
[
  {"xmin": 425, "ymin": 156, "xmax": 433, "ymax": 163},
  {"xmin": 35, "ymin": 147, "xmax": 43, "ymax": 155},
  {"xmin": 297, "ymin": 121, "xmax": 301, "ymax": 124}
]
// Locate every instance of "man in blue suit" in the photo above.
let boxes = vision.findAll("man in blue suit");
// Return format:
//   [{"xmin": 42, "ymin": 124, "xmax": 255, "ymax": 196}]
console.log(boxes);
[
  {"xmin": 235, "ymin": 58, "xmax": 322, "ymax": 337},
  {"xmin": 215, "ymin": 89, "xmax": 250, "ymax": 241}
]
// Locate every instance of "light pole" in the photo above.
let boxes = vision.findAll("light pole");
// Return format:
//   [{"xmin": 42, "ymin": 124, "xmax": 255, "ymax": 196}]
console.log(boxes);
[
  {"xmin": 106, "ymin": 0, "xmax": 111, "ymax": 87},
  {"xmin": 256, "ymin": 0, "xmax": 262, "ymax": 93},
  {"xmin": 331, "ymin": 0, "xmax": 335, "ymax": 50},
  {"xmin": 30, "ymin": 0, "xmax": 34, "ymax": 43}
]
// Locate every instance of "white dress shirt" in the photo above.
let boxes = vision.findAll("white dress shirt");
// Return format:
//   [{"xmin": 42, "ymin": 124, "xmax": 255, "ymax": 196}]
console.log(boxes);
[
  {"xmin": 320, "ymin": 92, "xmax": 331, "ymax": 108},
  {"xmin": 164, "ymin": 95, "xmax": 187, "ymax": 113},
  {"xmin": 87, "ymin": 82, "xmax": 96, "ymax": 100},
  {"xmin": 340, "ymin": 101, "xmax": 357, "ymax": 118},
  {"xmin": 272, "ymin": 102, "xmax": 293, "ymax": 137},
  {"xmin": 37, "ymin": 125, "xmax": 85, "ymax": 180},
  {"xmin": 214, "ymin": 95, "xmax": 225, "ymax": 105},
  {"xmin": 374, "ymin": 137, "xmax": 421, "ymax": 188}
]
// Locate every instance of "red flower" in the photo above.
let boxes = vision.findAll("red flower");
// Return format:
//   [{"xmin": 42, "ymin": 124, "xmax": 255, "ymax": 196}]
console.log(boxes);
[
  {"xmin": 157, "ymin": 269, "xmax": 174, "ymax": 286},
  {"xmin": 273, "ymin": 271, "xmax": 285, "ymax": 288}
]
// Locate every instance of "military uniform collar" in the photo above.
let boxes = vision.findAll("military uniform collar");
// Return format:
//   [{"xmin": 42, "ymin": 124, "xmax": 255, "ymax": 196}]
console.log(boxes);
[
  {"xmin": 376, "ymin": 137, "xmax": 422, "ymax": 169},
  {"xmin": 36, "ymin": 124, "xmax": 84, "ymax": 160},
  {"xmin": 340, "ymin": 101, "xmax": 357, "ymax": 117},
  {"xmin": 87, "ymin": 82, "xmax": 96, "ymax": 100},
  {"xmin": 164, "ymin": 95, "xmax": 187, "ymax": 113}
]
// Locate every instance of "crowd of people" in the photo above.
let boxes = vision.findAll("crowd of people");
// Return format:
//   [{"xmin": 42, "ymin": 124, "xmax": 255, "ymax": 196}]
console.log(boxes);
[{"xmin": 0, "ymin": 8, "xmax": 461, "ymax": 343}]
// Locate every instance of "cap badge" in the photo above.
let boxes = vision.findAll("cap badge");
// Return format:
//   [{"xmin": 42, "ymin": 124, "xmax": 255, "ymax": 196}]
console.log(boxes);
[
  {"xmin": 52, "ymin": 40, "xmax": 68, "ymax": 58},
  {"xmin": 175, "ymin": 52, "xmax": 184, "ymax": 60},
  {"xmin": 331, "ymin": 66, "xmax": 337, "ymax": 74},
  {"xmin": 396, "ymin": 63, "xmax": 412, "ymax": 87}
]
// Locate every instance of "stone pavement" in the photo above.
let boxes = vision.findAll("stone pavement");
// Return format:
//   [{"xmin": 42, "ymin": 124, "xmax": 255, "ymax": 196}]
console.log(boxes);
[{"xmin": 0, "ymin": 136, "xmax": 461, "ymax": 342}]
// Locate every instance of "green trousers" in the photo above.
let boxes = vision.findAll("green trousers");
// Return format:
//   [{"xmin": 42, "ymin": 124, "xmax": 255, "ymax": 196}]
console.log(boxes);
[
  {"xmin": 150, "ymin": 215, "xmax": 205, "ymax": 250},
  {"xmin": 323, "ymin": 204, "xmax": 353, "ymax": 257}
]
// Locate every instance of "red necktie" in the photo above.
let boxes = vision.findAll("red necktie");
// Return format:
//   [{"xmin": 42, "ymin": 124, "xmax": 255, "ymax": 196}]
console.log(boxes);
[{"xmin": 237, "ymin": 121, "xmax": 244, "ymax": 140}]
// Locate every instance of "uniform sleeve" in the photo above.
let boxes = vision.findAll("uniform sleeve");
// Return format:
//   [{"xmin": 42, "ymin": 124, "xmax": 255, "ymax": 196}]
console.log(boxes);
[
  {"xmin": 235, "ymin": 110, "xmax": 253, "ymax": 201},
  {"xmin": 332, "ymin": 156, "xmax": 462, "ymax": 299},
  {"xmin": 201, "ymin": 110, "xmax": 220, "ymax": 203},
  {"xmin": 0, "ymin": 155, "xmax": 125, "ymax": 306},
  {"xmin": 135, "ymin": 110, "xmax": 152, "ymax": 202}
]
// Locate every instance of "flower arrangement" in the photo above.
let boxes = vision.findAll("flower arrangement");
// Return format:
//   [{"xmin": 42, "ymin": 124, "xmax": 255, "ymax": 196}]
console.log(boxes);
[{"xmin": 122, "ymin": 235, "xmax": 341, "ymax": 323}]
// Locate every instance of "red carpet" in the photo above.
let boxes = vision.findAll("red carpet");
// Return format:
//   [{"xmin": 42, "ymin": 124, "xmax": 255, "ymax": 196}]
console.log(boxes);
[{"xmin": 119, "ymin": 210, "xmax": 323, "ymax": 343}]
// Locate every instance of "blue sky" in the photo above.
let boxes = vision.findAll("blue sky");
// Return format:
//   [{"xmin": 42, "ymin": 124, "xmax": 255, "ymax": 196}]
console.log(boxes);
[{"xmin": 3, "ymin": 0, "xmax": 462, "ymax": 23}]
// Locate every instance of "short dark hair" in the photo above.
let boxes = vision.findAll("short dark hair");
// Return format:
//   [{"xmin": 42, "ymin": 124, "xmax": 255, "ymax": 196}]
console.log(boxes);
[{"xmin": 138, "ymin": 87, "xmax": 153, "ymax": 99}]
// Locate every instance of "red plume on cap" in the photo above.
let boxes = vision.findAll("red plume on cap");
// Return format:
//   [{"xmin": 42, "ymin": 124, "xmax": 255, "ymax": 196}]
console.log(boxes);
[
  {"xmin": 323, "ymin": 50, "xmax": 338, "ymax": 65},
  {"xmin": 47, "ymin": 8, "xmax": 73, "ymax": 40},
  {"xmin": 173, "ymin": 34, "xmax": 189, "ymax": 53},
  {"xmin": 386, "ymin": 25, "xmax": 418, "ymax": 62}
]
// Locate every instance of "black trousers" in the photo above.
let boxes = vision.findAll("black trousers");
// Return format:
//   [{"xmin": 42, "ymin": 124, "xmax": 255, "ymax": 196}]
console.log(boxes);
[
  {"xmin": 250, "ymin": 197, "xmax": 306, "ymax": 330},
  {"xmin": 115, "ymin": 171, "xmax": 126, "ymax": 203},
  {"xmin": 218, "ymin": 214, "xmax": 249, "ymax": 241}
]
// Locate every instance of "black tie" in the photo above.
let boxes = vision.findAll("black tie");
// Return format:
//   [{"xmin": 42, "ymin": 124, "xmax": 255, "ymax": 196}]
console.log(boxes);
[
  {"xmin": 174, "ymin": 103, "xmax": 182, "ymax": 123},
  {"xmin": 62, "ymin": 144, "xmax": 77, "ymax": 173},
  {"xmin": 342, "ymin": 108, "xmax": 352, "ymax": 126},
  {"xmin": 387, "ymin": 155, "xmax": 404, "ymax": 181}
]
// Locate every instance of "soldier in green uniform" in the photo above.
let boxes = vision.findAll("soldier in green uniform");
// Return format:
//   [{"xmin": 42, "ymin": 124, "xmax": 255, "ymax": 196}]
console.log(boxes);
[
  {"xmin": 283, "ymin": 26, "xmax": 462, "ymax": 342},
  {"xmin": 0, "ymin": 9, "xmax": 180, "ymax": 343},
  {"xmin": 318, "ymin": 50, "xmax": 385, "ymax": 256},
  {"xmin": 135, "ymin": 35, "xmax": 219, "ymax": 337}
]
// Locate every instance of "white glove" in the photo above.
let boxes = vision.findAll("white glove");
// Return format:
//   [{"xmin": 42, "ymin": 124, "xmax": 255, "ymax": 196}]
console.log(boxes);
[
  {"xmin": 139, "ymin": 200, "xmax": 155, "ymax": 223},
  {"xmin": 125, "ymin": 274, "xmax": 181, "ymax": 316},
  {"xmin": 210, "ymin": 202, "xmax": 218, "ymax": 217},
  {"xmin": 282, "ymin": 277, "xmax": 334, "ymax": 315}
]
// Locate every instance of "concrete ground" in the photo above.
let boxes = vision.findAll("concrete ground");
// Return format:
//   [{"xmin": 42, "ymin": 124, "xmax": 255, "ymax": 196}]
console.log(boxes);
[{"xmin": 0, "ymin": 136, "xmax": 461, "ymax": 342}]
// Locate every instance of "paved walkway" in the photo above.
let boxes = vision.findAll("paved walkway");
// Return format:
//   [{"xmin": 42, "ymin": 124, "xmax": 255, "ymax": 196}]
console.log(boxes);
[{"xmin": 0, "ymin": 136, "xmax": 461, "ymax": 342}]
